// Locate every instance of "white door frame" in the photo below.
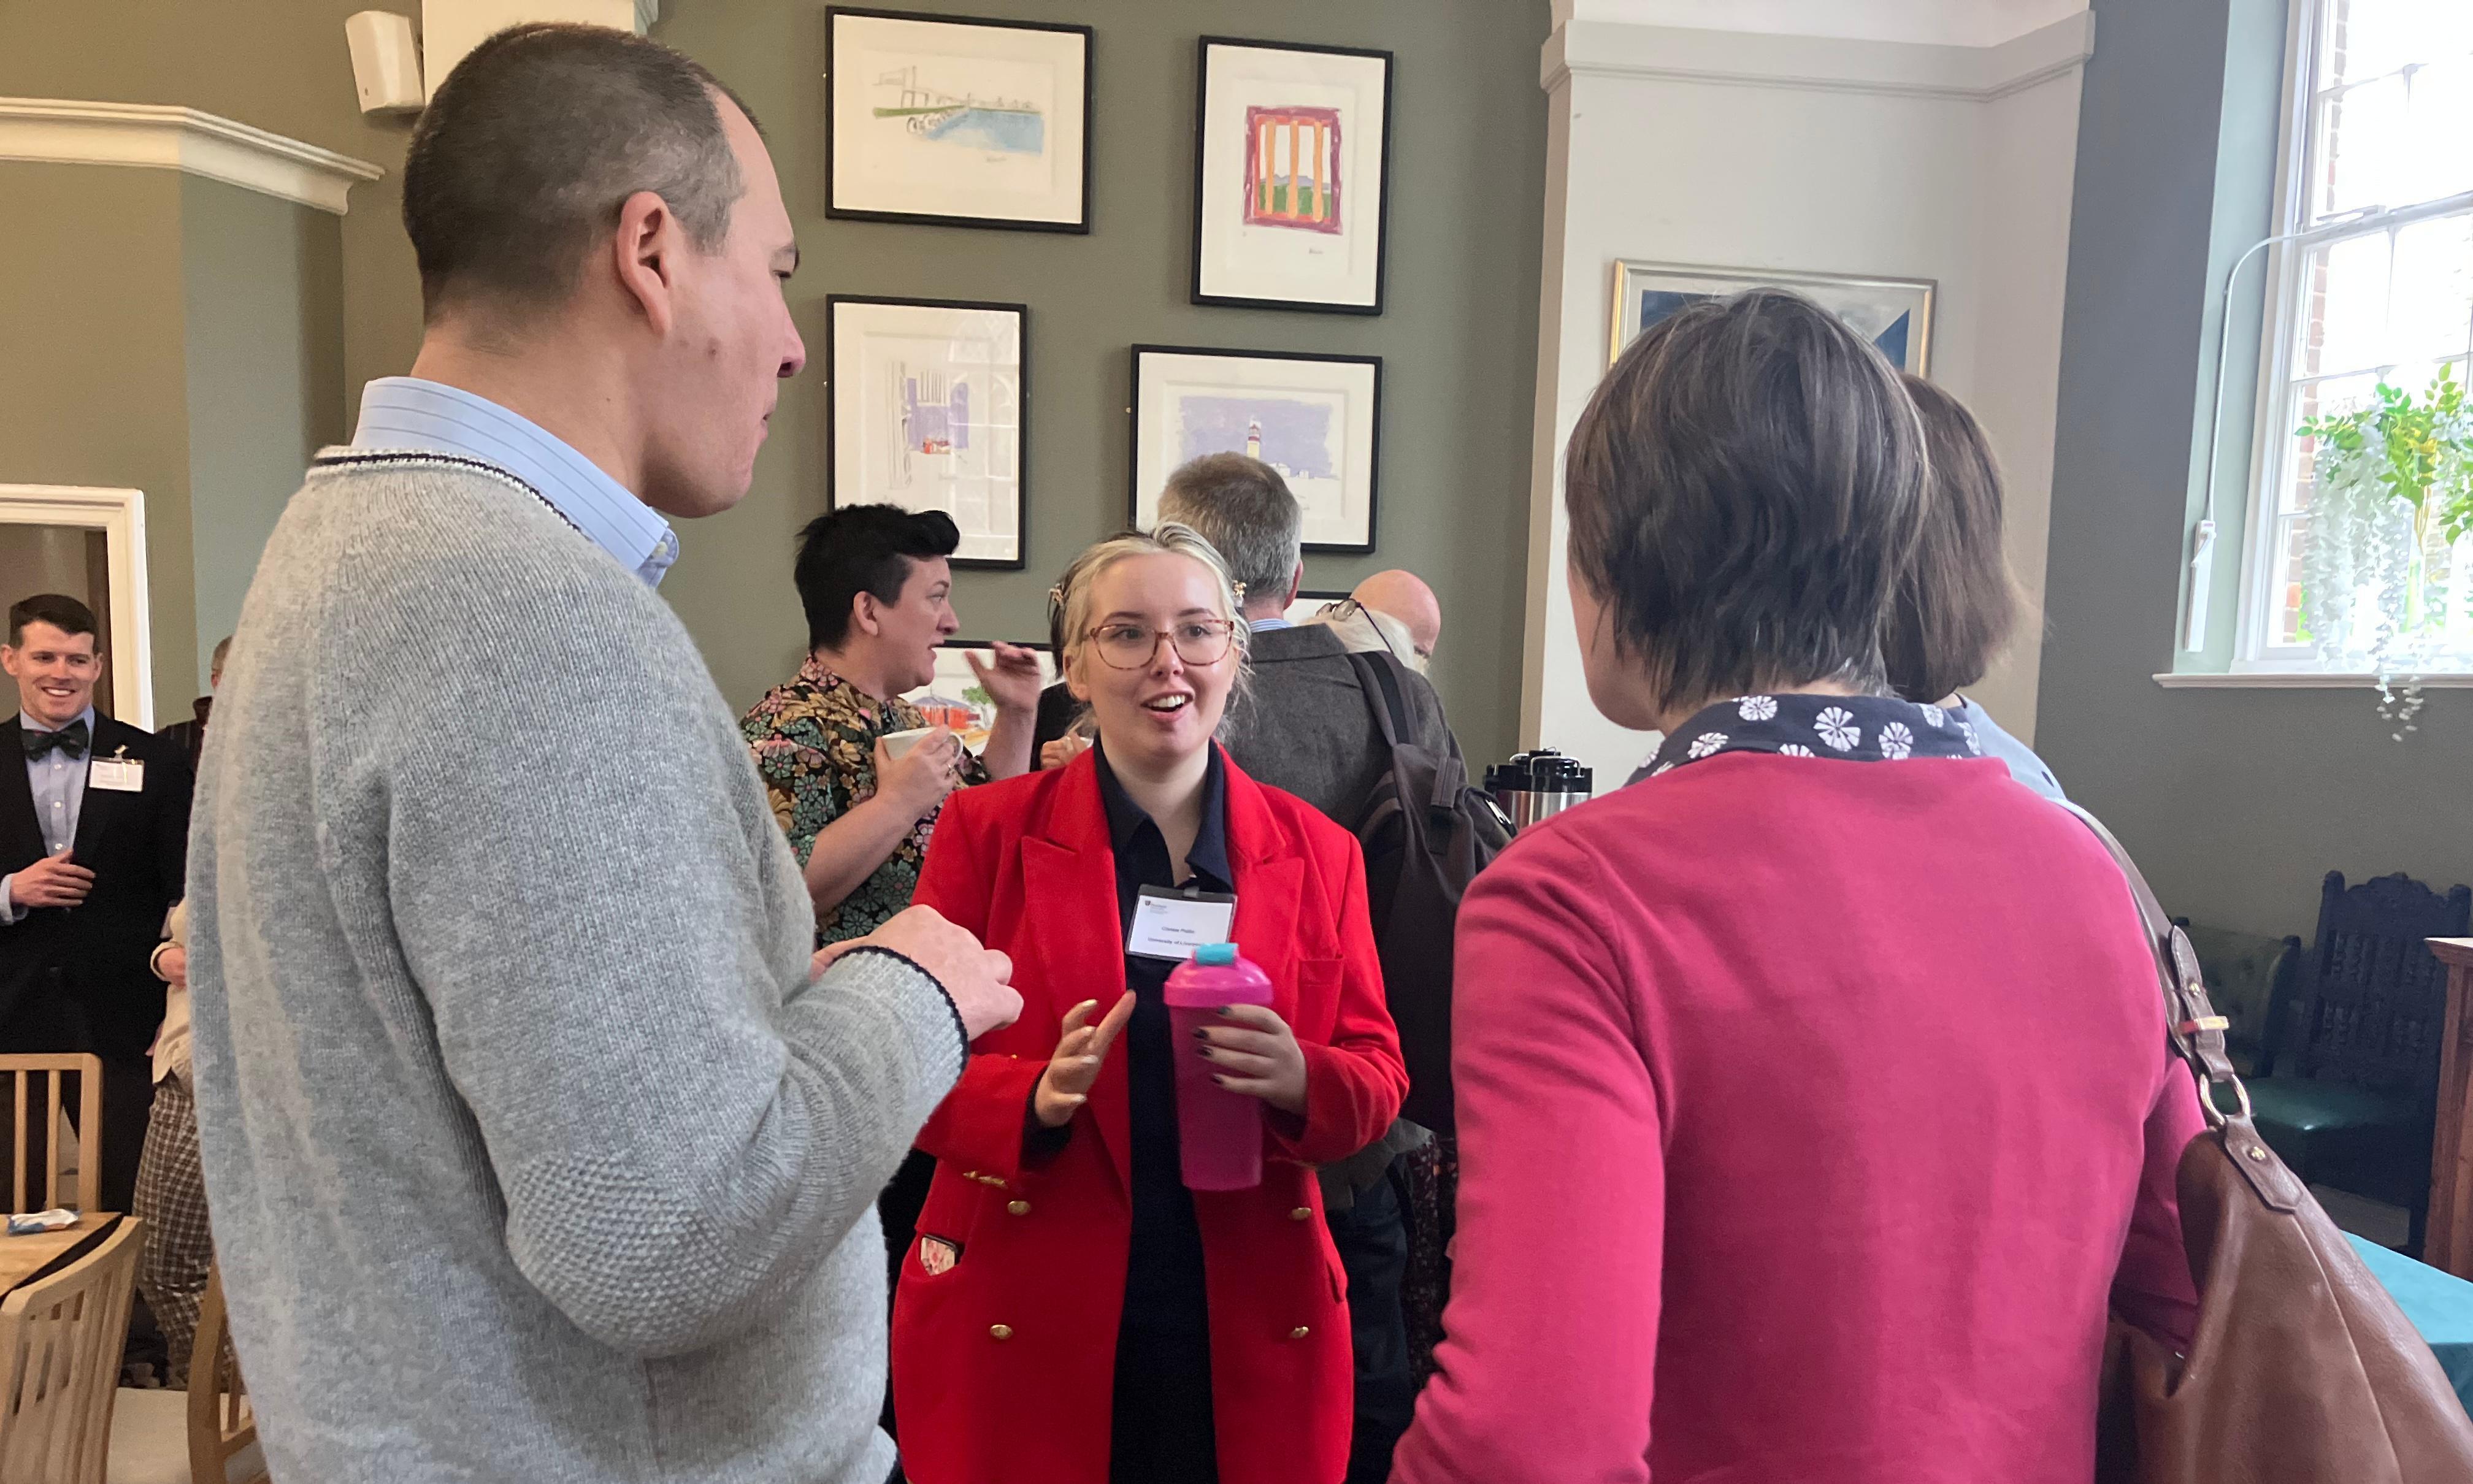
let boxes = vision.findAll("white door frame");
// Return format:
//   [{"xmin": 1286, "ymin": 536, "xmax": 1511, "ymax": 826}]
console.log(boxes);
[{"xmin": 0, "ymin": 484, "xmax": 154, "ymax": 729}]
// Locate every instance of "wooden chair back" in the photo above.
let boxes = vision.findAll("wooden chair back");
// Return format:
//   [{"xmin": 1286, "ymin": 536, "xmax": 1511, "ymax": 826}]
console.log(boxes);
[
  {"xmin": 2296, "ymin": 871, "xmax": 2473, "ymax": 1098},
  {"xmin": 0, "ymin": 1057, "xmax": 102, "ymax": 1214},
  {"xmin": 0, "ymin": 1217, "xmax": 142, "ymax": 1484},
  {"xmin": 185, "ymin": 1267, "xmax": 261, "ymax": 1484}
]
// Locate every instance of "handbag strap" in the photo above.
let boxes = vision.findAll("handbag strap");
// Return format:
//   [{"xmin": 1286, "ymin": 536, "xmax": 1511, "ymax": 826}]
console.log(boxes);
[{"xmin": 2061, "ymin": 804, "xmax": 2252, "ymax": 1130}]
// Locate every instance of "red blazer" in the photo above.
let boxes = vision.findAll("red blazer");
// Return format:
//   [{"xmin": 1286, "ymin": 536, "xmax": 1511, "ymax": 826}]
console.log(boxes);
[{"xmin": 892, "ymin": 748, "xmax": 1406, "ymax": 1484}]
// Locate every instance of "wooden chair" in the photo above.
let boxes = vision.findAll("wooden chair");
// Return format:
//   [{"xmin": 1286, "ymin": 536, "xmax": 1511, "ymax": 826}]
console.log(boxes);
[
  {"xmin": 0, "ymin": 1217, "xmax": 143, "ymax": 1483},
  {"xmin": 0, "ymin": 1057, "xmax": 102, "ymax": 1215},
  {"xmin": 2247, "ymin": 870, "xmax": 2473, "ymax": 1252},
  {"xmin": 106, "ymin": 1265, "xmax": 263, "ymax": 1484}
]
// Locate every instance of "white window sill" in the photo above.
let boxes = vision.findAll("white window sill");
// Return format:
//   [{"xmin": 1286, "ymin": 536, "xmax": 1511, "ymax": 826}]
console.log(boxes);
[{"xmin": 2152, "ymin": 671, "xmax": 2473, "ymax": 689}]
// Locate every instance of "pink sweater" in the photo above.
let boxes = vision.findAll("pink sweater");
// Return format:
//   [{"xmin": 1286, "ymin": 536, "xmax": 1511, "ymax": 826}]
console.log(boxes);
[{"xmin": 1390, "ymin": 752, "xmax": 2203, "ymax": 1484}]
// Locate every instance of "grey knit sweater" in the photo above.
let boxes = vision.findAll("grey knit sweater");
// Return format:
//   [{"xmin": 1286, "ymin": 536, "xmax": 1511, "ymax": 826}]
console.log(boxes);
[{"xmin": 186, "ymin": 451, "xmax": 965, "ymax": 1483}]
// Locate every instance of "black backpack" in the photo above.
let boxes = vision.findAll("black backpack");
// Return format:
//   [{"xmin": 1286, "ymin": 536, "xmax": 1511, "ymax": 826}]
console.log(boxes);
[{"xmin": 1343, "ymin": 652, "xmax": 1511, "ymax": 1134}]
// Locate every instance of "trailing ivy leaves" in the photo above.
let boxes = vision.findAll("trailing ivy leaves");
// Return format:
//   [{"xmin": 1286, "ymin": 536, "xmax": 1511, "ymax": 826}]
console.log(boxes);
[{"xmin": 2293, "ymin": 364, "xmax": 2473, "ymax": 736}]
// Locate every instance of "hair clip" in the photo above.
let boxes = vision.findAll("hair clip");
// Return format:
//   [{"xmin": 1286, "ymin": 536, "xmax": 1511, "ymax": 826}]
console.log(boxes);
[{"xmin": 1232, "ymin": 581, "xmax": 1248, "ymax": 602}]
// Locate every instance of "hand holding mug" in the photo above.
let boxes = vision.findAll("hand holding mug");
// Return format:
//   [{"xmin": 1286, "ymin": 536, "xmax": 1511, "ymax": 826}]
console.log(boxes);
[{"xmin": 876, "ymin": 726, "xmax": 963, "ymax": 820}]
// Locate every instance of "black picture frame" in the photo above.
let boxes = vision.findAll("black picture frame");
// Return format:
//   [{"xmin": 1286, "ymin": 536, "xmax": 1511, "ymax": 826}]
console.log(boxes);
[
  {"xmin": 1129, "ymin": 343, "xmax": 1382, "ymax": 556},
  {"xmin": 826, "ymin": 294, "xmax": 1030, "ymax": 571},
  {"xmin": 1190, "ymin": 36, "xmax": 1395, "ymax": 315},
  {"xmin": 826, "ymin": 7, "xmax": 1094, "ymax": 234}
]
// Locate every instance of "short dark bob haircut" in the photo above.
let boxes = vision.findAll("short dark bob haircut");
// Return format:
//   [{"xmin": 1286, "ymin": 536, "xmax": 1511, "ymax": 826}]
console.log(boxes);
[
  {"xmin": 1563, "ymin": 288, "xmax": 1927, "ymax": 715},
  {"xmin": 794, "ymin": 504, "xmax": 961, "ymax": 652},
  {"xmin": 1883, "ymin": 372, "xmax": 2023, "ymax": 704}
]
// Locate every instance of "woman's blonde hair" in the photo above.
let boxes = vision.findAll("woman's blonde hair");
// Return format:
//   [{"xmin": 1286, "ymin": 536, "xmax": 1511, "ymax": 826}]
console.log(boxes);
[{"xmin": 1048, "ymin": 524, "xmax": 1252, "ymax": 720}]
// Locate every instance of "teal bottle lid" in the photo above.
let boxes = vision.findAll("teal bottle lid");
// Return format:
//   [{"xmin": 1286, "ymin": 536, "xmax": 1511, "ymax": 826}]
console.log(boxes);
[{"xmin": 1194, "ymin": 943, "xmax": 1238, "ymax": 966}]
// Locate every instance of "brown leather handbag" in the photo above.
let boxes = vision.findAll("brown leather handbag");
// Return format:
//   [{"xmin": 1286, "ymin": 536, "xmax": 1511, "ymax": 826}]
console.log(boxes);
[{"xmin": 2074, "ymin": 806, "xmax": 2473, "ymax": 1482}]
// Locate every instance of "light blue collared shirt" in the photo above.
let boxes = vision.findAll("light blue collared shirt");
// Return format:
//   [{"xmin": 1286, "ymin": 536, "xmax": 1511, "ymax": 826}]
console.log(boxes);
[
  {"xmin": 0, "ymin": 705, "xmax": 96, "ymax": 925},
  {"xmin": 351, "ymin": 377, "xmax": 680, "ymax": 586},
  {"xmin": 1248, "ymin": 617, "xmax": 1294, "ymax": 633}
]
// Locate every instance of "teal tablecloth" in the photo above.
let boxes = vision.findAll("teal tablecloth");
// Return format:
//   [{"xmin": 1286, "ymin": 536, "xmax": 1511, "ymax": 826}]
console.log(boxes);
[{"xmin": 2347, "ymin": 1233, "xmax": 2473, "ymax": 1420}]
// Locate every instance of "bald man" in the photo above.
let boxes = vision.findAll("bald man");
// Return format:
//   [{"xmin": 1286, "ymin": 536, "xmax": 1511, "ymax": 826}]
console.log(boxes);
[{"xmin": 1309, "ymin": 569, "xmax": 1442, "ymax": 673}]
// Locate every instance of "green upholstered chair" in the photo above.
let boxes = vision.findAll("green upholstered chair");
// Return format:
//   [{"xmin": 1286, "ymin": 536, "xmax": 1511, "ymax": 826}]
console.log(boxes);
[{"xmin": 2244, "ymin": 871, "xmax": 2473, "ymax": 1254}]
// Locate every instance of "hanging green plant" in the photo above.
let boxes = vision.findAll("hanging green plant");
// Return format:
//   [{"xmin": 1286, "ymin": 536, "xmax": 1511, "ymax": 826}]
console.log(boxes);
[{"xmin": 2295, "ymin": 364, "xmax": 2473, "ymax": 736}]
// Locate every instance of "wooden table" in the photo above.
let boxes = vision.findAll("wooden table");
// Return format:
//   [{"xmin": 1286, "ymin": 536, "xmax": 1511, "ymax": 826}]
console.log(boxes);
[
  {"xmin": 0, "ymin": 1212, "xmax": 120, "ymax": 1300},
  {"xmin": 2428, "ymin": 939, "xmax": 2473, "ymax": 1279}
]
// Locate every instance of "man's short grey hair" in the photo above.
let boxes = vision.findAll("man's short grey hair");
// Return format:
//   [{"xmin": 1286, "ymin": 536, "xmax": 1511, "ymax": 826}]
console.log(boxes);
[
  {"xmin": 1155, "ymin": 454, "xmax": 1303, "ymax": 609},
  {"xmin": 402, "ymin": 23, "xmax": 756, "ymax": 319}
]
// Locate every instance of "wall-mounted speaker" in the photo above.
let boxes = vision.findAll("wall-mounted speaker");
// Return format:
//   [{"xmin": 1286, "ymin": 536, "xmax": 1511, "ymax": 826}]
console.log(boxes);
[{"xmin": 345, "ymin": 10, "xmax": 425, "ymax": 115}]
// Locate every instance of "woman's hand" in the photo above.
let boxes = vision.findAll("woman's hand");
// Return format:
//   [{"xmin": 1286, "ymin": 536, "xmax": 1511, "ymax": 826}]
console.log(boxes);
[
  {"xmin": 1039, "ymin": 733, "xmax": 1091, "ymax": 770},
  {"xmin": 967, "ymin": 643, "xmax": 1047, "ymax": 716},
  {"xmin": 875, "ymin": 727, "xmax": 963, "ymax": 821},
  {"xmin": 153, "ymin": 943, "xmax": 188, "ymax": 990},
  {"xmin": 1195, "ymin": 1004, "xmax": 1308, "ymax": 1115},
  {"xmin": 1034, "ymin": 992, "xmax": 1137, "ymax": 1128}
]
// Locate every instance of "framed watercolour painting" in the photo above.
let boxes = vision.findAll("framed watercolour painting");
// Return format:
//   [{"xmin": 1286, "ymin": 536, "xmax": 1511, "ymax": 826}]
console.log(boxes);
[
  {"xmin": 826, "ymin": 9, "xmax": 1092, "ymax": 232},
  {"xmin": 1131, "ymin": 346, "xmax": 1380, "ymax": 554},
  {"xmin": 829, "ymin": 296, "xmax": 1027, "ymax": 569},
  {"xmin": 1191, "ymin": 37, "xmax": 1393, "ymax": 315},
  {"xmin": 1610, "ymin": 261, "xmax": 1935, "ymax": 373}
]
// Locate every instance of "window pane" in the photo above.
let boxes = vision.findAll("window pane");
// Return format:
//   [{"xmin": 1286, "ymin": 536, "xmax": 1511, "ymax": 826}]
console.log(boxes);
[
  {"xmin": 2323, "ymin": 0, "xmax": 2472, "ymax": 90},
  {"xmin": 2300, "ymin": 234, "xmax": 2393, "ymax": 377},
  {"xmin": 2389, "ymin": 212, "xmax": 2473, "ymax": 363},
  {"xmin": 2285, "ymin": 371, "xmax": 2383, "ymax": 518},
  {"xmin": 2401, "ymin": 58, "xmax": 2473, "ymax": 205},
  {"xmin": 2275, "ymin": 513, "xmax": 2311, "ymax": 646},
  {"xmin": 2314, "ymin": 74, "xmax": 2409, "ymax": 219}
]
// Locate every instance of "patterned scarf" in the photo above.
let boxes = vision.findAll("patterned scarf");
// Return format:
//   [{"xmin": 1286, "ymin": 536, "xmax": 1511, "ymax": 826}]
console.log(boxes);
[{"xmin": 1628, "ymin": 692, "xmax": 1984, "ymax": 786}]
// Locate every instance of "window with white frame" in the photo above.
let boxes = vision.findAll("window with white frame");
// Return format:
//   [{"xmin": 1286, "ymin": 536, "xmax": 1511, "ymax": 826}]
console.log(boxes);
[{"xmin": 2242, "ymin": 0, "xmax": 2473, "ymax": 673}]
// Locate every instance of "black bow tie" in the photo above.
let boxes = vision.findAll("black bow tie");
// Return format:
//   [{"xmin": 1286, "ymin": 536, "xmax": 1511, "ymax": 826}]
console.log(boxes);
[{"xmin": 24, "ymin": 720, "xmax": 88, "ymax": 761}]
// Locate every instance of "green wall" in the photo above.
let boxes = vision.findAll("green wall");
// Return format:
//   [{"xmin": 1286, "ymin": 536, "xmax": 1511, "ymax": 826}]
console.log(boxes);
[
  {"xmin": 4, "ymin": 1, "xmax": 1546, "ymax": 765},
  {"xmin": 0, "ymin": 162, "xmax": 199, "ymax": 722},
  {"xmin": 2038, "ymin": 0, "xmax": 2473, "ymax": 942},
  {"xmin": 182, "ymin": 176, "xmax": 348, "ymax": 684}
]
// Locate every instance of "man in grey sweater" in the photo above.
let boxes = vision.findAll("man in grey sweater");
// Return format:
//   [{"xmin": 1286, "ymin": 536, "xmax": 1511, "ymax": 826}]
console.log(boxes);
[{"xmin": 186, "ymin": 26, "xmax": 1019, "ymax": 1483}]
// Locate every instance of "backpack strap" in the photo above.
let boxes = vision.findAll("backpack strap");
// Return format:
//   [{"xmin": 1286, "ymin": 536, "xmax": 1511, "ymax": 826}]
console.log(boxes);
[
  {"xmin": 1346, "ymin": 651, "xmax": 1468, "ymax": 858},
  {"xmin": 1346, "ymin": 649, "xmax": 1411, "ymax": 751}
]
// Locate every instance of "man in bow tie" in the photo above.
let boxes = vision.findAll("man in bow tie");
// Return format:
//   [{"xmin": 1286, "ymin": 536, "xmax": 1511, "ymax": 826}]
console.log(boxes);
[{"xmin": 0, "ymin": 593, "xmax": 191, "ymax": 1215}]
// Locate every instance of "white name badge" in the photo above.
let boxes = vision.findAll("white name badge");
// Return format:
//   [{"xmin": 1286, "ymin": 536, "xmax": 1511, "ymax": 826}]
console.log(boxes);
[
  {"xmin": 87, "ymin": 759, "xmax": 144, "ymax": 792},
  {"xmin": 1126, "ymin": 886, "xmax": 1237, "ymax": 962}
]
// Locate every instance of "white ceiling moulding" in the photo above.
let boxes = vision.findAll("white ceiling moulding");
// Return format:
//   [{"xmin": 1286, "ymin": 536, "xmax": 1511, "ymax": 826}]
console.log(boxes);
[
  {"xmin": 1551, "ymin": 0, "xmax": 2085, "ymax": 49},
  {"xmin": 0, "ymin": 99, "xmax": 384, "ymax": 215},
  {"xmin": 1544, "ymin": 10, "xmax": 2095, "ymax": 102}
]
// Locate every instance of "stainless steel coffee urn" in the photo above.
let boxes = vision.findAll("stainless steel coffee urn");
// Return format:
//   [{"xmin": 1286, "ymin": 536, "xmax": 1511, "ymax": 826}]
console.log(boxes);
[{"xmin": 1484, "ymin": 749, "xmax": 1594, "ymax": 831}]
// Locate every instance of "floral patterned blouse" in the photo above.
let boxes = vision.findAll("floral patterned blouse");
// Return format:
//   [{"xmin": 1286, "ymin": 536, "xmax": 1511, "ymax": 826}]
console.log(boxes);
[
  {"xmin": 741, "ymin": 654, "xmax": 991, "ymax": 945},
  {"xmin": 1627, "ymin": 692, "xmax": 1988, "ymax": 784}
]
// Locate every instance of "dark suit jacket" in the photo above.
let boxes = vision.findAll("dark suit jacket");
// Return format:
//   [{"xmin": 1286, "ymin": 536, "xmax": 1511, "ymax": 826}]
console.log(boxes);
[
  {"xmin": 1221, "ymin": 623, "xmax": 1463, "ymax": 824},
  {"xmin": 0, "ymin": 715, "xmax": 190, "ymax": 1060}
]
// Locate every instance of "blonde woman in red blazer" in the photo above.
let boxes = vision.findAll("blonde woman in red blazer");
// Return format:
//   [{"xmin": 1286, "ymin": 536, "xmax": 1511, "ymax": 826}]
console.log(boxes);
[{"xmin": 892, "ymin": 527, "xmax": 1407, "ymax": 1484}]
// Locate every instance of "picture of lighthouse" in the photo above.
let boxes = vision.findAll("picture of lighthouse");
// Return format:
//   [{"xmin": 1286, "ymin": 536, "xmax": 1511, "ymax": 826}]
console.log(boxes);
[{"xmin": 1245, "ymin": 419, "xmax": 1263, "ymax": 460}]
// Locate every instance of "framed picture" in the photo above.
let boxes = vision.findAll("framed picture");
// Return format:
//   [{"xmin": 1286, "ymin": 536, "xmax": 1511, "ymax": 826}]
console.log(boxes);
[
  {"xmin": 826, "ymin": 8, "xmax": 1092, "ymax": 232},
  {"xmin": 1130, "ymin": 346, "xmax": 1381, "ymax": 556},
  {"xmin": 1190, "ymin": 37, "xmax": 1394, "ymax": 315},
  {"xmin": 1283, "ymin": 589, "xmax": 1349, "ymax": 625},
  {"xmin": 1610, "ymin": 261, "xmax": 1936, "ymax": 373},
  {"xmin": 828, "ymin": 296, "xmax": 1027, "ymax": 569},
  {"xmin": 903, "ymin": 640, "xmax": 1057, "ymax": 752}
]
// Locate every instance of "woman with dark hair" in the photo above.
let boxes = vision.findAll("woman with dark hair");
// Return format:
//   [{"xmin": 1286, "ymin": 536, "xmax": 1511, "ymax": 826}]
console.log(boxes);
[
  {"xmin": 1883, "ymin": 372, "xmax": 2067, "ymax": 801},
  {"xmin": 1389, "ymin": 290, "xmax": 2201, "ymax": 1484}
]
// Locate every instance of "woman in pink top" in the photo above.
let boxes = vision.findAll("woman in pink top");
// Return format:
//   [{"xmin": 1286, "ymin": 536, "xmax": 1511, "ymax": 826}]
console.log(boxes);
[{"xmin": 1388, "ymin": 292, "xmax": 2203, "ymax": 1484}]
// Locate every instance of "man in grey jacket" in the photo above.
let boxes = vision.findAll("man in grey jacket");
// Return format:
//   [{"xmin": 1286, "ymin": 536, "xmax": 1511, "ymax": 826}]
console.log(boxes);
[
  {"xmin": 1155, "ymin": 453, "xmax": 1462, "ymax": 1484},
  {"xmin": 186, "ymin": 26, "xmax": 1019, "ymax": 1484}
]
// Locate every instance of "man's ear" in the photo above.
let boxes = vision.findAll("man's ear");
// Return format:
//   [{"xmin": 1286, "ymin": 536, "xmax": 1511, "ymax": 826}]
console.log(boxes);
[{"xmin": 608, "ymin": 189, "xmax": 683, "ymax": 337}]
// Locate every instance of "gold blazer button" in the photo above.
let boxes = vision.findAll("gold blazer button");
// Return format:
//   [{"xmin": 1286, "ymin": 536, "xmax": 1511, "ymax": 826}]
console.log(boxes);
[
  {"xmin": 1287, "ymin": 1325, "xmax": 1311, "ymax": 1341},
  {"xmin": 1289, "ymin": 1206, "xmax": 1313, "ymax": 1221},
  {"xmin": 989, "ymin": 1324, "xmax": 1014, "ymax": 1341},
  {"xmin": 1007, "ymin": 1200, "xmax": 1032, "ymax": 1215}
]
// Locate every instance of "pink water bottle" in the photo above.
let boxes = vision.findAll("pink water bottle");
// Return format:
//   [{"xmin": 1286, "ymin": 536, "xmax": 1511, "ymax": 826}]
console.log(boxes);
[{"xmin": 1165, "ymin": 943, "xmax": 1276, "ymax": 1190}]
